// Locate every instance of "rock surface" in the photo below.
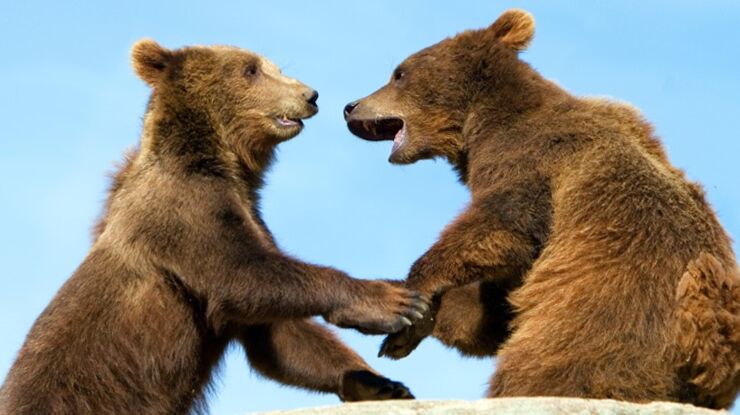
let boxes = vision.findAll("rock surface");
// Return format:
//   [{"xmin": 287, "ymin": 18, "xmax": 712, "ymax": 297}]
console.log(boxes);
[{"xmin": 253, "ymin": 398, "xmax": 725, "ymax": 415}]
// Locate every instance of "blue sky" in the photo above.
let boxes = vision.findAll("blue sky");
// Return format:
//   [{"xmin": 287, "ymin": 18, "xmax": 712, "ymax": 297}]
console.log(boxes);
[{"xmin": 0, "ymin": 1, "xmax": 738, "ymax": 414}]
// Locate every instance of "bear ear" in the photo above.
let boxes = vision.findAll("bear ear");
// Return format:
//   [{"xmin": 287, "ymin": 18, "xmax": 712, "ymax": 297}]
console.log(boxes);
[
  {"xmin": 131, "ymin": 39, "xmax": 172, "ymax": 86},
  {"xmin": 487, "ymin": 9, "xmax": 535, "ymax": 52}
]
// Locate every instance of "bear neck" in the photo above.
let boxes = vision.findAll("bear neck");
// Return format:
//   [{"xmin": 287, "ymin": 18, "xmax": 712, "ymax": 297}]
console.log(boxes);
[
  {"xmin": 139, "ymin": 93, "xmax": 274, "ymax": 189},
  {"xmin": 475, "ymin": 59, "xmax": 557, "ymax": 124},
  {"xmin": 459, "ymin": 63, "xmax": 570, "ymax": 190}
]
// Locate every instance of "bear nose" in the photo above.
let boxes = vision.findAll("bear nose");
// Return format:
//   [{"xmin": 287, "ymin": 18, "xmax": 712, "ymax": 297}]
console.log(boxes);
[
  {"xmin": 344, "ymin": 101, "xmax": 358, "ymax": 120},
  {"xmin": 304, "ymin": 89, "xmax": 319, "ymax": 106}
]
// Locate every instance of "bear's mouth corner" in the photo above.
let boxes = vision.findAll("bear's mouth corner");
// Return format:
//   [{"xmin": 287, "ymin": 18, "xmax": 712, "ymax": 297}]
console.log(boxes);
[{"xmin": 347, "ymin": 117, "xmax": 404, "ymax": 141}]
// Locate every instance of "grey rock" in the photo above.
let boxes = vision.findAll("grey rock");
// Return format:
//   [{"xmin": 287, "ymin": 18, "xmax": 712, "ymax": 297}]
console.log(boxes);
[{"xmin": 252, "ymin": 398, "xmax": 725, "ymax": 415}]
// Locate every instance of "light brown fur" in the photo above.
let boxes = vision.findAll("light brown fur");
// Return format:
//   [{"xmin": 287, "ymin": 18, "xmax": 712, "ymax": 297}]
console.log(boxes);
[
  {"xmin": 345, "ymin": 9, "xmax": 740, "ymax": 409},
  {"xmin": 0, "ymin": 40, "xmax": 428, "ymax": 414}
]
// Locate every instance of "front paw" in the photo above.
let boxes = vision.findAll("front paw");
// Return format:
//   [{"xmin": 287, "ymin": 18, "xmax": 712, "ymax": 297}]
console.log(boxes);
[
  {"xmin": 339, "ymin": 370, "xmax": 414, "ymax": 402},
  {"xmin": 324, "ymin": 281, "xmax": 430, "ymax": 335},
  {"xmin": 378, "ymin": 305, "xmax": 436, "ymax": 359}
]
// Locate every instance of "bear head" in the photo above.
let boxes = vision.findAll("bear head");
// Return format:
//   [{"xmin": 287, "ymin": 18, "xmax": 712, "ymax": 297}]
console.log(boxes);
[
  {"xmin": 344, "ymin": 9, "xmax": 535, "ymax": 165},
  {"xmin": 131, "ymin": 39, "xmax": 318, "ymax": 169}
]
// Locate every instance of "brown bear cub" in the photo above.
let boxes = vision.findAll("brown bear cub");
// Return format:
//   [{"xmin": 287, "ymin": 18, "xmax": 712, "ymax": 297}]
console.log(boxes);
[
  {"xmin": 345, "ymin": 9, "xmax": 740, "ymax": 409},
  {"xmin": 0, "ymin": 40, "xmax": 429, "ymax": 414}
]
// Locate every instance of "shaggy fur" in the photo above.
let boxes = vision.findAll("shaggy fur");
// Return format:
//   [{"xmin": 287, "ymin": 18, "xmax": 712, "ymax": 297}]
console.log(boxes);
[
  {"xmin": 0, "ymin": 40, "xmax": 429, "ymax": 414},
  {"xmin": 345, "ymin": 9, "xmax": 740, "ymax": 409}
]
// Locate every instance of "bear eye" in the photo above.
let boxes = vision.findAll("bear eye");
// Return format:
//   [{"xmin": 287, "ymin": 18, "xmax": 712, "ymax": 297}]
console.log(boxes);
[
  {"xmin": 392, "ymin": 68, "xmax": 405, "ymax": 82},
  {"xmin": 244, "ymin": 62, "xmax": 259, "ymax": 77}
]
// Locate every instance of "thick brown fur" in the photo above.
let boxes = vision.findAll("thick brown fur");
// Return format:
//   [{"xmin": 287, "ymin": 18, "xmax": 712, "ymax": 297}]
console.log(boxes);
[
  {"xmin": 345, "ymin": 9, "xmax": 740, "ymax": 409},
  {"xmin": 0, "ymin": 40, "xmax": 430, "ymax": 414}
]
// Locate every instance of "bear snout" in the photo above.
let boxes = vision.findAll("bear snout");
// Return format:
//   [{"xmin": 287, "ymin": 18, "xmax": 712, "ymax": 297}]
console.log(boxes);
[{"xmin": 304, "ymin": 89, "xmax": 319, "ymax": 106}]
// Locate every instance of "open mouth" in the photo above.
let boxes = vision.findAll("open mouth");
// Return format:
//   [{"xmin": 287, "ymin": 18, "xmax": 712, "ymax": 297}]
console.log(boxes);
[
  {"xmin": 274, "ymin": 116, "xmax": 304, "ymax": 129},
  {"xmin": 347, "ymin": 117, "xmax": 404, "ymax": 141},
  {"xmin": 347, "ymin": 117, "xmax": 407, "ymax": 157}
]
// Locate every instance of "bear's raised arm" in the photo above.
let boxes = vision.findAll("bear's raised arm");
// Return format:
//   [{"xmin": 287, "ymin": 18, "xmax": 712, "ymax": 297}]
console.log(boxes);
[
  {"xmin": 406, "ymin": 182, "xmax": 550, "ymax": 297},
  {"xmin": 128, "ymin": 180, "xmax": 430, "ymax": 333},
  {"xmin": 377, "ymin": 182, "xmax": 549, "ymax": 359}
]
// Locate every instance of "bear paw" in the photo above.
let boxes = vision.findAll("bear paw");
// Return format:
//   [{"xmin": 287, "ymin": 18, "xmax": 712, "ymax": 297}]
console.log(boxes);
[{"xmin": 339, "ymin": 370, "xmax": 414, "ymax": 402}]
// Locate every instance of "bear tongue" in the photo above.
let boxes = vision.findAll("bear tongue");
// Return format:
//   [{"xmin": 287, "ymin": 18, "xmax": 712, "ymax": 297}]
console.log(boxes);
[
  {"xmin": 277, "ymin": 117, "xmax": 299, "ymax": 126},
  {"xmin": 391, "ymin": 125, "xmax": 406, "ymax": 154}
]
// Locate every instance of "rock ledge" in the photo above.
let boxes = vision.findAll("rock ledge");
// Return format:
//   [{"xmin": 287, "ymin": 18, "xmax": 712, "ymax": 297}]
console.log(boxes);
[{"xmin": 253, "ymin": 397, "xmax": 724, "ymax": 415}]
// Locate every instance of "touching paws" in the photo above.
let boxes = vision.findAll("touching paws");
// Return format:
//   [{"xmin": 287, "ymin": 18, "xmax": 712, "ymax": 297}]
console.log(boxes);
[
  {"xmin": 339, "ymin": 370, "xmax": 414, "ymax": 402},
  {"xmin": 379, "ymin": 297, "xmax": 437, "ymax": 359},
  {"xmin": 324, "ymin": 280, "xmax": 429, "ymax": 335}
]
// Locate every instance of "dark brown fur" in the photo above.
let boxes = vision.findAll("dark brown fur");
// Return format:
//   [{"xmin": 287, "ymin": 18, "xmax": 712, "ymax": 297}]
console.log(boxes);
[
  {"xmin": 345, "ymin": 9, "xmax": 740, "ymax": 409},
  {"xmin": 0, "ymin": 40, "xmax": 429, "ymax": 414}
]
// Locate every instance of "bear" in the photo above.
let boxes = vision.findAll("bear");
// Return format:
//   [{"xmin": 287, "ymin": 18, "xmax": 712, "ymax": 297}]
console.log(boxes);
[
  {"xmin": 344, "ymin": 9, "xmax": 740, "ymax": 409},
  {"xmin": 0, "ymin": 39, "xmax": 430, "ymax": 414}
]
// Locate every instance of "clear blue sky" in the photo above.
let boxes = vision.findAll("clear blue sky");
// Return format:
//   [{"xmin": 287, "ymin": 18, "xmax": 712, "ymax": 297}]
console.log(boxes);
[{"xmin": 0, "ymin": 1, "xmax": 738, "ymax": 414}]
